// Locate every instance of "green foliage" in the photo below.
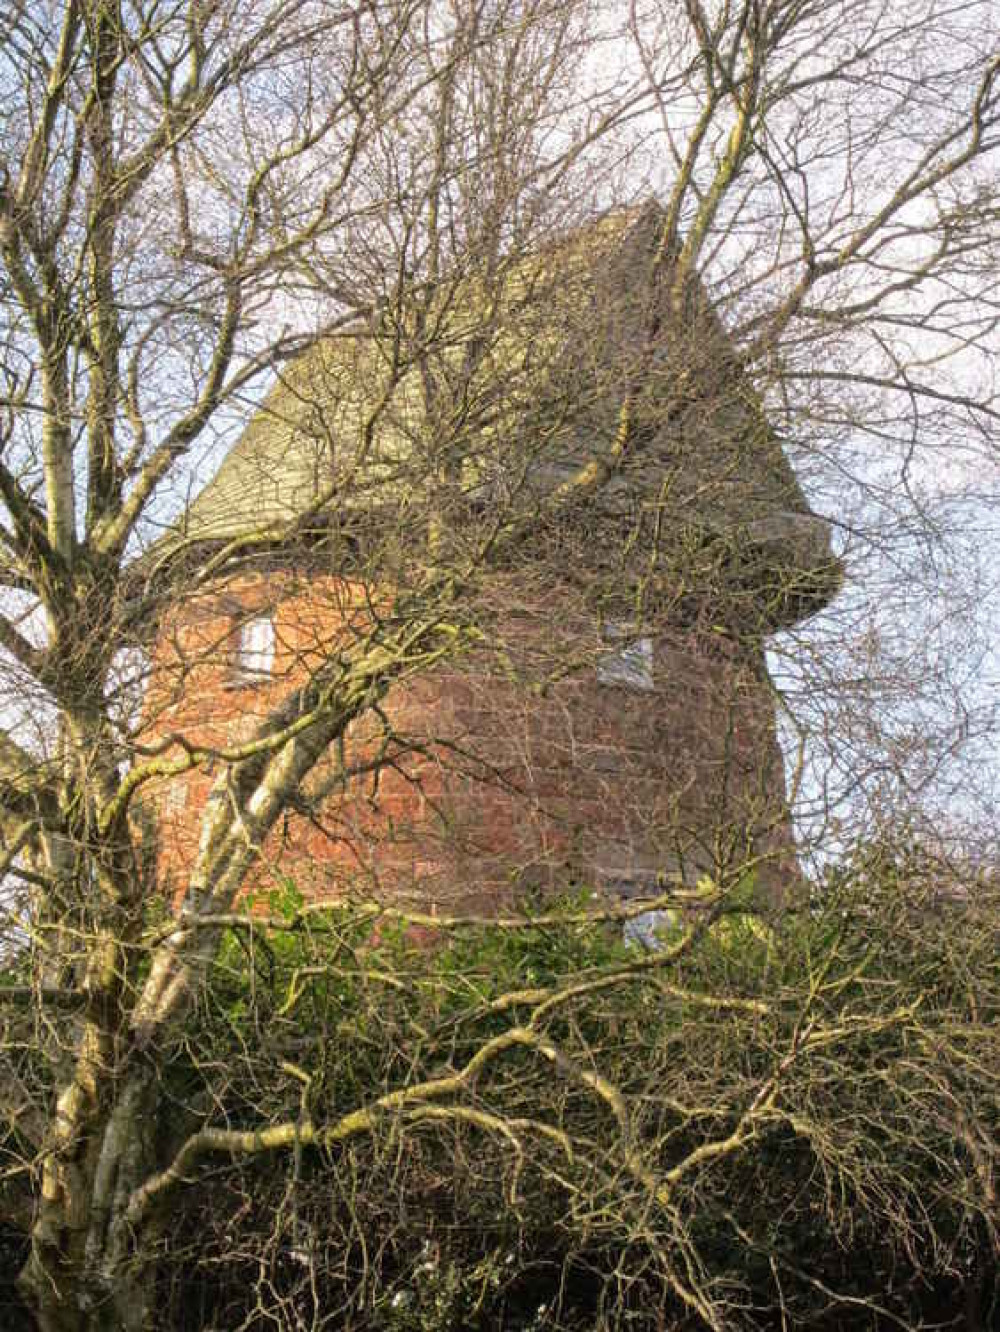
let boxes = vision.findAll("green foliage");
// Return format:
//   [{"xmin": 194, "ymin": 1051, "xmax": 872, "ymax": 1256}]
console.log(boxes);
[{"xmin": 151, "ymin": 857, "xmax": 998, "ymax": 1331}]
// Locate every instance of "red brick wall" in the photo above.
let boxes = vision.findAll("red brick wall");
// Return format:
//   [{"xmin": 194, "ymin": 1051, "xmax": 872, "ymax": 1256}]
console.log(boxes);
[{"xmin": 141, "ymin": 570, "xmax": 798, "ymax": 912}]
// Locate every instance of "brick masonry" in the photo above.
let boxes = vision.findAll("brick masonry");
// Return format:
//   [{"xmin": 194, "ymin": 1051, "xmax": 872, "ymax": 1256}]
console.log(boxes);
[{"xmin": 141, "ymin": 568, "xmax": 799, "ymax": 913}]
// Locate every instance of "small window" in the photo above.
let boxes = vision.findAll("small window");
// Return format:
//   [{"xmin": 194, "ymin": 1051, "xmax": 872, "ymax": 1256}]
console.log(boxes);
[
  {"xmin": 623, "ymin": 908, "xmax": 678, "ymax": 950},
  {"xmin": 162, "ymin": 779, "xmax": 187, "ymax": 815},
  {"xmin": 236, "ymin": 616, "xmax": 275, "ymax": 679},
  {"xmin": 596, "ymin": 622, "xmax": 654, "ymax": 690},
  {"xmin": 608, "ymin": 876, "xmax": 679, "ymax": 951}
]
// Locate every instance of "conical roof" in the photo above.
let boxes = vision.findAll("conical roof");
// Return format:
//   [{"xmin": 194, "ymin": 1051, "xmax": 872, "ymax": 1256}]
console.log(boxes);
[{"xmin": 166, "ymin": 206, "xmax": 838, "ymax": 625}]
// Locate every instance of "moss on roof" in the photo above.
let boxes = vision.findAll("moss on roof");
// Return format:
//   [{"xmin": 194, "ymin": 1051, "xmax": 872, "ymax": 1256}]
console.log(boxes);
[{"xmin": 165, "ymin": 203, "xmax": 833, "ymax": 618}]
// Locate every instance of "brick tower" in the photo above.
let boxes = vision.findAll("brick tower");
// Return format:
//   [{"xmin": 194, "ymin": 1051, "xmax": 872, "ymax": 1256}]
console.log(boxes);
[{"xmin": 141, "ymin": 206, "xmax": 839, "ymax": 914}]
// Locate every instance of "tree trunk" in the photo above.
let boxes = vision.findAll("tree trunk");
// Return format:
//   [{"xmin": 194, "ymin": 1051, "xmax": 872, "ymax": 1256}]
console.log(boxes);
[
  {"xmin": 20, "ymin": 1262, "xmax": 154, "ymax": 1332},
  {"xmin": 19, "ymin": 1075, "xmax": 158, "ymax": 1332}
]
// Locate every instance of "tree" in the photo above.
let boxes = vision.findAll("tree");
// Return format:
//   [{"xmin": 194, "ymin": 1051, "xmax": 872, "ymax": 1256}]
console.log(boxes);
[{"xmin": 0, "ymin": 2, "xmax": 997, "ymax": 1329}]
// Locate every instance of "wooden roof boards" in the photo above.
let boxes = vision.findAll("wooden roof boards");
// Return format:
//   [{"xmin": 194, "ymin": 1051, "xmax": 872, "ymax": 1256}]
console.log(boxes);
[{"xmin": 159, "ymin": 204, "xmax": 839, "ymax": 627}]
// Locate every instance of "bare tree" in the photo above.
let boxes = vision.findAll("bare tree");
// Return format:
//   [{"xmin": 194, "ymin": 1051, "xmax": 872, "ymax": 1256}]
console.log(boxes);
[
  {"xmin": 621, "ymin": 0, "xmax": 1000, "ymax": 838},
  {"xmin": 0, "ymin": 1, "xmax": 997, "ymax": 1329}
]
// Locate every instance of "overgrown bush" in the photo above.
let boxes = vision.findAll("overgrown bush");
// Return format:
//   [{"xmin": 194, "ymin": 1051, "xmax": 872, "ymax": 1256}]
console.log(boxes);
[{"xmin": 94, "ymin": 855, "xmax": 1000, "ymax": 1328}]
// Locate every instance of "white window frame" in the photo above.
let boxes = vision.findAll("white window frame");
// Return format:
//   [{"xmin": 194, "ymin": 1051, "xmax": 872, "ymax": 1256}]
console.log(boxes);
[
  {"xmin": 162, "ymin": 779, "xmax": 187, "ymax": 815},
  {"xmin": 236, "ymin": 615, "xmax": 276, "ymax": 680},
  {"xmin": 596, "ymin": 621, "xmax": 654, "ymax": 691}
]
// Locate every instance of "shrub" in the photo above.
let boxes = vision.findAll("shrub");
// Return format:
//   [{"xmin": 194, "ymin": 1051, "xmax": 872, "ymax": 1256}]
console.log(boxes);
[{"xmin": 139, "ymin": 860, "xmax": 999, "ymax": 1330}]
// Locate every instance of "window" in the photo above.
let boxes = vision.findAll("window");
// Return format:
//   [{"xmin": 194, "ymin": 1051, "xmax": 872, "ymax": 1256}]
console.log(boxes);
[
  {"xmin": 236, "ymin": 615, "xmax": 275, "ymax": 679},
  {"xmin": 608, "ymin": 876, "xmax": 679, "ymax": 950},
  {"xmin": 622, "ymin": 907, "xmax": 679, "ymax": 950},
  {"xmin": 596, "ymin": 622, "xmax": 654, "ymax": 690},
  {"xmin": 162, "ymin": 779, "xmax": 187, "ymax": 815}
]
